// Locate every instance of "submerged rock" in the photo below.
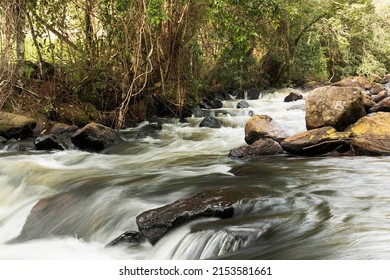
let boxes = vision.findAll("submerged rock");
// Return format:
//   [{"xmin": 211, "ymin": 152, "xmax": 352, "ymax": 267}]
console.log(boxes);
[
  {"xmin": 105, "ymin": 231, "xmax": 146, "ymax": 247},
  {"xmin": 349, "ymin": 112, "xmax": 390, "ymax": 155},
  {"xmin": 236, "ymin": 100, "xmax": 250, "ymax": 109},
  {"xmin": 305, "ymin": 86, "xmax": 366, "ymax": 131},
  {"xmin": 0, "ymin": 112, "xmax": 36, "ymax": 139},
  {"xmin": 199, "ymin": 115, "xmax": 222, "ymax": 128},
  {"xmin": 229, "ymin": 138, "xmax": 284, "ymax": 158},
  {"xmin": 136, "ymin": 189, "xmax": 235, "ymax": 245},
  {"xmin": 71, "ymin": 123, "xmax": 122, "ymax": 152},
  {"xmin": 244, "ymin": 114, "xmax": 289, "ymax": 145},
  {"xmin": 281, "ymin": 126, "xmax": 351, "ymax": 156}
]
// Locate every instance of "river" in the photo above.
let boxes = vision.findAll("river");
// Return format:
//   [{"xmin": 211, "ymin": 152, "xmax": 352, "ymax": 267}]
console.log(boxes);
[{"xmin": 1, "ymin": 88, "xmax": 389, "ymax": 260}]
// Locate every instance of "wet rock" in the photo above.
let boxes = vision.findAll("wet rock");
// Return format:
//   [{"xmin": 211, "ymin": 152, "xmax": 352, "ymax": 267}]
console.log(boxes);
[
  {"xmin": 244, "ymin": 114, "xmax": 289, "ymax": 145},
  {"xmin": 34, "ymin": 134, "xmax": 67, "ymax": 151},
  {"xmin": 0, "ymin": 112, "xmax": 37, "ymax": 139},
  {"xmin": 369, "ymin": 97, "xmax": 390, "ymax": 113},
  {"xmin": 236, "ymin": 100, "xmax": 249, "ymax": 109},
  {"xmin": 373, "ymin": 90, "xmax": 389, "ymax": 103},
  {"xmin": 229, "ymin": 138, "xmax": 284, "ymax": 158},
  {"xmin": 284, "ymin": 92, "xmax": 303, "ymax": 102},
  {"xmin": 305, "ymin": 86, "xmax": 366, "ymax": 131},
  {"xmin": 349, "ymin": 112, "xmax": 390, "ymax": 155},
  {"xmin": 247, "ymin": 88, "xmax": 261, "ymax": 100},
  {"xmin": 332, "ymin": 76, "xmax": 372, "ymax": 90},
  {"xmin": 136, "ymin": 123, "xmax": 163, "ymax": 138},
  {"xmin": 233, "ymin": 89, "xmax": 245, "ymax": 99},
  {"xmin": 287, "ymin": 103, "xmax": 306, "ymax": 111},
  {"xmin": 209, "ymin": 99, "xmax": 223, "ymax": 109},
  {"xmin": 370, "ymin": 83, "xmax": 385, "ymax": 95},
  {"xmin": 136, "ymin": 189, "xmax": 235, "ymax": 245},
  {"xmin": 281, "ymin": 127, "xmax": 351, "ymax": 156},
  {"xmin": 3, "ymin": 138, "xmax": 36, "ymax": 152},
  {"xmin": 199, "ymin": 115, "xmax": 222, "ymax": 128},
  {"xmin": 105, "ymin": 231, "xmax": 146, "ymax": 247},
  {"xmin": 71, "ymin": 123, "xmax": 122, "ymax": 152}
]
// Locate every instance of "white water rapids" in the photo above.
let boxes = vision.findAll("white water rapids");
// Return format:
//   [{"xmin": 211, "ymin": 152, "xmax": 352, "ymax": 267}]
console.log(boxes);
[{"xmin": 1, "ymin": 88, "xmax": 390, "ymax": 260}]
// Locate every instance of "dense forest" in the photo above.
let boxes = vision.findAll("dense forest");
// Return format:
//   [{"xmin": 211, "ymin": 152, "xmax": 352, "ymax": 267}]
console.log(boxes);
[{"xmin": 0, "ymin": 0, "xmax": 389, "ymax": 127}]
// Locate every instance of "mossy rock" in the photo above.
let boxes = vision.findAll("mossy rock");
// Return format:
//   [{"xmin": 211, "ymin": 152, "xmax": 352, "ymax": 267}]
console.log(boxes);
[
  {"xmin": 0, "ymin": 112, "xmax": 37, "ymax": 139},
  {"xmin": 55, "ymin": 105, "xmax": 89, "ymax": 127}
]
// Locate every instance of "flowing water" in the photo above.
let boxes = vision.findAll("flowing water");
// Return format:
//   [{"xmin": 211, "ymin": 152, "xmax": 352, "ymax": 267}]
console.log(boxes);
[{"xmin": 1, "ymin": 88, "xmax": 390, "ymax": 260}]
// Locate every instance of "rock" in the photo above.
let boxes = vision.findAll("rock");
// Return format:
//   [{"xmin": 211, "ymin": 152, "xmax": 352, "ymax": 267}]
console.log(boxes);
[
  {"xmin": 233, "ymin": 89, "xmax": 245, "ymax": 99},
  {"xmin": 3, "ymin": 139, "xmax": 36, "ymax": 152},
  {"xmin": 55, "ymin": 105, "xmax": 89, "ymax": 127},
  {"xmin": 363, "ymin": 93, "xmax": 376, "ymax": 112},
  {"xmin": 71, "ymin": 123, "xmax": 122, "ymax": 152},
  {"xmin": 281, "ymin": 127, "xmax": 351, "ymax": 156},
  {"xmin": 370, "ymin": 83, "xmax": 385, "ymax": 95},
  {"xmin": 209, "ymin": 99, "xmax": 223, "ymax": 109},
  {"xmin": 305, "ymin": 86, "xmax": 366, "ymax": 131},
  {"xmin": 48, "ymin": 122, "xmax": 78, "ymax": 135},
  {"xmin": 349, "ymin": 112, "xmax": 390, "ymax": 155},
  {"xmin": 199, "ymin": 115, "xmax": 222, "ymax": 128},
  {"xmin": 284, "ymin": 92, "xmax": 303, "ymax": 102},
  {"xmin": 136, "ymin": 123, "xmax": 163, "ymax": 138},
  {"xmin": 332, "ymin": 76, "xmax": 372, "ymax": 90},
  {"xmin": 247, "ymin": 88, "xmax": 261, "ymax": 100},
  {"xmin": 105, "ymin": 231, "xmax": 146, "ymax": 247},
  {"xmin": 34, "ymin": 134, "xmax": 67, "ymax": 151},
  {"xmin": 287, "ymin": 103, "xmax": 306, "ymax": 111},
  {"xmin": 244, "ymin": 114, "xmax": 289, "ymax": 145},
  {"xmin": 229, "ymin": 138, "xmax": 284, "ymax": 158},
  {"xmin": 0, "ymin": 112, "xmax": 37, "ymax": 139},
  {"xmin": 236, "ymin": 100, "xmax": 249, "ymax": 109},
  {"xmin": 373, "ymin": 90, "xmax": 389, "ymax": 103},
  {"xmin": 368, "ymin": 97, "xmax": 390, "ymax": 113},
  {"xmin": 380, "ymin": 74, "xmax": 390, "ymax": 84},
  {"xmin": 136, "ymin": 189, "xmax": 235, "ymax": 245}
]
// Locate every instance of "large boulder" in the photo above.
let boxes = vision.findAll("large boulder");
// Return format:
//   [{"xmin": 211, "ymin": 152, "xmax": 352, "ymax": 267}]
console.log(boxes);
[
  {"xmin": 136, "ymin": 189, "xmax": 235, "ymax": 245},
  {"xmin": 281, "ymin": 126, "xmax": 351, "ymax": 156},
  {"xmin": 332, "ymin": 76, "xmax": 372, "ymax": 90},
  {"xmin": 349, "ymin": 112, "xmax": 390, "ymax": 155},
  {"xmin": 305, "ymin": 86, "xmax": 366, "ymax": 131},
  {"xmin": 71, "ymin": 123, "xmax": 122, "ymax": 152},
  {"xmin": 229, "ymin": 138, "xmax": 284, "ymax": 158},
  {"xmin": 368, "ymin": 97, "xmax": 390, "ymax": 113},
  {"xmin": 0, "ymin": 112, "xmax": 37, "ymax": 139},
  {"xmin": 244, "ymin": 114, "xmax": 289, "ymax": 145}
]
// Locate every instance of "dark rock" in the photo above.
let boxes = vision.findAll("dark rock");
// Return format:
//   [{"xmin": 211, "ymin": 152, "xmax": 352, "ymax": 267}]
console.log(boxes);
[
  {"xmin": 0, "ymin": 112, "xmax": 37, "ymax": 139},
  {"xmin": 199, "ymin": 115, "xmax": 222, "ymax": 128},
  {"xmin": 305, "ymin": 86, "xmax": 366, "ymax": 131},
  {"xmin": 284, "ymin": 92, "xmax": 303, "ymax": 102},
  {"xmin": 136, "ymin": 189, "xmax": 235, "ymax": 245},
  {"xmin": 48, "ymin": 122, "xmax": 78, "ymax": 135},
  {"xmin": 244, "ymin": 114, "xmax": 289, "ymax": 145},
  {"xmin": 233, "ymin": 90, "xmax": 245, "ymax": 99},
  {"xmin": 370, "ymin": 83, "xmax": 385, "ymax": 95},
  {"xmin": 349, "ymin": 112, "xmax": 390, "ymax": 155},
  {"xmin": 199, "ymin": 99, "xmax": 211, "ymax": 110},
  {"xmin": 247, "ymin": 88, "xmax": 261, "ymax": 100},
  {"xmin": 136, "ymin": 123, "xmax": 163, "ymax": 138},
  {"xmin": 105, "ymin": 231, "xmax": 146, "ymax": 247},
  {"xmin": 281, "ymin": 127, "xmax": 351, "ymax": 156},
  {"xmin": 209, "ymin": 99, "xmax": 224, "ymax": 109},
  {"xmin": 71, "ymin": 123, "xmax": 122, "ymax": 152},
  {"xmin": 214, "ymin": 88, "xmax": 231, "ymax": 100},
  {"xmin": 229, "ymin": 138, "xmax": 284, "ymax": 158},
  {"xmin": 34, "ymin": 134, "xmax": 67, "ymax": 151},
  {"xmin": 368, "ymin": 97, "xmax": 390, "ymax": 113},
  {"xmin": 236, "ymin": 100, "xmax": 250, "ymax": 109},
  {"xmin": 373, "ymin": 90, "xmax": 389, "ymax": 103}
]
